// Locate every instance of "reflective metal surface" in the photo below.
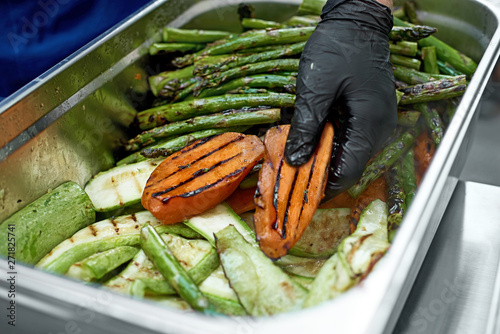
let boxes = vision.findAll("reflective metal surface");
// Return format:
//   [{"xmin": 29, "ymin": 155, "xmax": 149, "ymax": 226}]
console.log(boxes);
[
  {"xmin": 395, "ymin": 181, "xmax": 500, "ymax": 334},
  {"xmin": 1, "ymin": 0, "xmax": 500, "ymax": 333}
]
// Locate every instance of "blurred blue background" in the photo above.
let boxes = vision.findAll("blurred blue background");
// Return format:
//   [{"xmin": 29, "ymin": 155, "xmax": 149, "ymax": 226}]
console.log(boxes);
[{"xmin": 0, "ymin": 0, "xmax": 150, "ymax": 100}]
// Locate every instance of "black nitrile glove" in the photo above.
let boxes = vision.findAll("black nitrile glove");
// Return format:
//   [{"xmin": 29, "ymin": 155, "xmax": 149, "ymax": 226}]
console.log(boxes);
[{"xmin": 284, "ymin": 0, "xmax": 398, "ymax": 200}]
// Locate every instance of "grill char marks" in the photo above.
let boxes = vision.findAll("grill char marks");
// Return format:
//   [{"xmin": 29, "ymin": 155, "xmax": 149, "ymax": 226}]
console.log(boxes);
[
  {"xmin": 152, "ymin": 153, "xmax": 242, "ymax": 198},
  {"xmin": 271, "ymin": 159, "xmax": 284, "ymax": 230},
  {"xmin": 296, "ymin": 155, "xmax": 317, "ymax": 239},
  {"xmin": 142, "ymin": 132, "xmax": 264, "ymax": 225},
  {"xmin": 281, "ymin": 170, "xmax": 299, "ymax": 239},
  {"xmin": 253, "ymin": 123, "xmax": 334, "ymax": 259},
  {"xmin": 178, "ymin": 167, "xmax": 247, "ymax": 199},
  {"xmin": 145, "ymin": 134, "xmax": 244, "ymax": 189}
]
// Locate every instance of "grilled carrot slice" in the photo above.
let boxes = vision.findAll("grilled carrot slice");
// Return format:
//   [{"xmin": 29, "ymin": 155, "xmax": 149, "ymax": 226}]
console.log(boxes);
[
  {"xmin": 225, "ymin": 186, "xmax": 257, "ymax": 215},
  {"xmin": 142, "ymin": 132, "xmax": 264, "ymax": 224},
  {"xmin": 254, "ymin": 123, "xmax": 334, "ymax": 259}
]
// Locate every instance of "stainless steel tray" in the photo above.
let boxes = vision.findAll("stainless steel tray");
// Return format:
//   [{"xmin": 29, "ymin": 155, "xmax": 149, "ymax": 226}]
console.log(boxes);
[{"xmin": 1, "ymin": 0, "xmax": 500, "ymax": 333}]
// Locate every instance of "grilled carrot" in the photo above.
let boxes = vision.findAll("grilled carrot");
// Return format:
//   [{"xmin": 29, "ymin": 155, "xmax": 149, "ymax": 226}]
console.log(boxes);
[
  {"xmin": 225, "ymin": 186, "xmax": 257, "ymax": 215},
  {"xmin": 414, "ymin": 130, "xmax": 435, "ymax": 185},
  {"xmin": 254, "ymin": 123, "xmax": 334, "ymax": 259},
  {"xmin": 142, "ymin": 132, "xmax": 264, "ymax": 224},
  {"xmin": 350, "ymin": 176, "xmax": 387, "ymax": 233},
  {"xmin": 319, "ymin": 191, "xmax": 356, "ymax": 209}
]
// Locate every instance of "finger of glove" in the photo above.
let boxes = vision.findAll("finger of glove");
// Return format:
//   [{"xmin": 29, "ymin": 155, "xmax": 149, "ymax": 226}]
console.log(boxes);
[
  {"xmin": 325, "ymin": 81, "xmax": 398, "ymax": 200},
  {"xmin": 284, "ymin": 24, "xmax": 346, "ymax": 167}
]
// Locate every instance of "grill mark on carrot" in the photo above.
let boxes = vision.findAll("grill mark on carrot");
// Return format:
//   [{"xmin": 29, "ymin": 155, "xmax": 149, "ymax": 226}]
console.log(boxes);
[
  {"xmin": 145, "ymin": 134, "xmax": 245, "ymax": 188},
  {"xmin": 303, "ymin": 155, "xmax": 316, "ymax": 206},
  {"xmin": 254, "ymin": 186, "xmax": 264, "ymax": 209},
  {"xmin": 297, "ymin": 155, "xmax": 316, "ymax": 235},
  {"xmin": 161, "ymin": 167, "xmax": 247, "ymax": 204},
  {"xmin": 272, "ymin": 158, "xmax": 284, "ymax": 230},
  {"xmin": 146, "ymin": 135, "xmax": 244, "ymax": 189},
  {"xmin": 178, "ymin": 135, "xmax": 244, "ymax": 169},
  {"xmin": 152, "ymin": 153, "xmax": 242, "ymax": 197},
  {"xmin": 179, "ymin": 134, "xmax": 216, "ymax": 154},
  {"xmin": 282, "ymin": 169, "xmax": 299, "ymax": 239}
]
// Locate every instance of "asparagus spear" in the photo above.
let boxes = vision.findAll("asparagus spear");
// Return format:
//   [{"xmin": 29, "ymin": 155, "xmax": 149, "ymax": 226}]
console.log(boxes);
[
  {"xmin": 389, "ymin": 25, "xmax": 437, "ymax": 42},
  {"xmin": 402, "ymin": 150, "xmax": 417, "ymax": 209},
  {"xmin": 390, "ymin": 54, "xmax": 421, "ymax": 70},
  {"xmin": 171, "ymin": 81, "xmax": 201, "ymax": 102},
  {"xmin": 348, "ymin": 129, "xmax": 417, "ymax": 199},
  {"xmin": 275, "ymin": 71, "xmax": 298, "ymax": 77},
  {"xmin": 286, "ymin": 16, "xmax": 320, "ymax": 26},
  {"xmin": 125, "ymin": 108, "xmax": 280, "ymax": 151},
  {"xmin": 194, "ymin": 42, "xmax": 305, "ymax": 76},
  {"xmin": 149, "ymin": 66, "xmax": 195, "ymax": 97},
  {"xmin": 203, "ymin": 27, "xmax": 315, "ymax": 55},
  {"xmin": 389, "ymin": 41, "xmax": 418, "ymax": 57},
  {"xmin": 236, "ymin": 44, "xmax": 292, "ymax": 54},
  {"xmin": 386, "ymin": 162, "xmax": 406, "ymax": 242},
  {"xmin": 226, "ymin": 88, "xmax": 269, "ymax": 95},
  {"xmin": 398, "ymin": 75, "xmax": 467, "ymax": 105},
  {"xmin": 437, "ymin": 60, "xmax": 465, "ymax": 76},
  {"xmin": 241, "ymin": 18, "xmax": 285, "ymax": 29},
  {"xmin": 173, "ymin": 49, "xmax": 207, "ymax": 68},
  {"xmin": 390, "ymin": 54, "xmax": 422, "ymax": 71},
  {"xmin": 195, "ymin": 75, "xmax": 296, "ymax": 98},
  {"xmin": 398, "ymin": 111, "xmax": 421, "ymax": 127},
  {"xmin": 298, "ymin": 0, "xmax": 327, "ymax": 15},
  {"xmin": 138, "ymin": 93, "xmax": 295, "ymax": 128},
  {"xmin": 194, "ymin": 55, "xmax": 239, "ymax": 76},
  {"xmin": 413, "ymin": 103, "xmax": 445, "ymax": 146},
  {"xmin": 118, "ymin": 126, "xmax": 249, "ymax": 165},
  {"xmin": 421, "ymin": 46, "xmax": 439, "ymax": 74},
  {"xmin": 404, "ymin": 1, "xmax": 420, "ymax": 24},
  {"xmin": 140, "ymin": 223, "xmax": 215, "ymax": 313},
  {"xmin": 201, "ymin": 58, "xmax": 300, "ymax": 89},
  {"xmin": 66, "ymin": 246, "xmax": 139, "ymax": 282},
  {"xmin": 149, "ymin": 43, "xmax": 204, "ymax": 56},
  {"xmin": 393, "ymin": 65, "xmax": 453, "ymax": 85},
  {"xmin": 162, "ymin": 27, "xmax": 232, "ymax": 43},
  {"xmin": 157, "ymin": 78, "xmax": 198, "ymax": 100},
  {"xmin": 393, "ymin": 17, "xmax": 477, "ymax": 77},
  {"xmin": 175, "ymin": 59, "xmax": 299, "ymax": 100},
  {"xmin": 141, "ymin": 126, "xmax": 252, "ymax": 160}
]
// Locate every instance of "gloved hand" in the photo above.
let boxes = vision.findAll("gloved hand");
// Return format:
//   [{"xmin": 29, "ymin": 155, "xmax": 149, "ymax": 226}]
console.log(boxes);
[{"xmin": 284, "ymin": 0, "xmax": 398, "ymax": 200}]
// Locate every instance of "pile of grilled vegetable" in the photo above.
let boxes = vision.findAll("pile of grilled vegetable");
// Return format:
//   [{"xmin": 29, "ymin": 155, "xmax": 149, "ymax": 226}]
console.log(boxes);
[{"xmin": 0, "ymin": 0, "xmax": 477, "ymax": 316}]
